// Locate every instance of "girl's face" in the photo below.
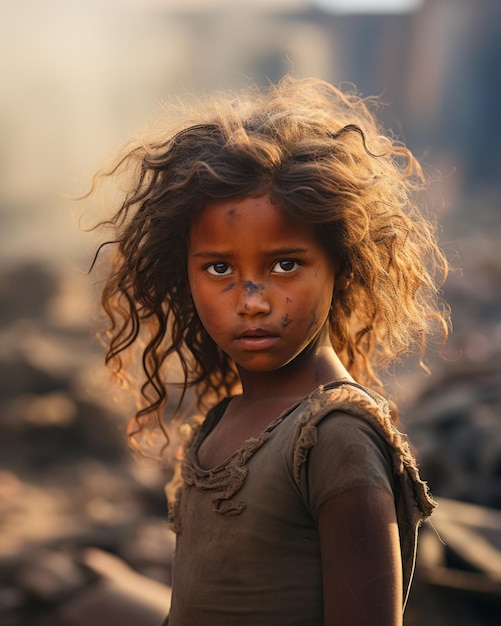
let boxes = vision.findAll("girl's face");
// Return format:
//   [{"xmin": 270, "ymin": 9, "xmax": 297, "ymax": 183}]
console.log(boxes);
[{"xmin": 187, "ymin": 195, "xmax": 337, "ymax": 374}]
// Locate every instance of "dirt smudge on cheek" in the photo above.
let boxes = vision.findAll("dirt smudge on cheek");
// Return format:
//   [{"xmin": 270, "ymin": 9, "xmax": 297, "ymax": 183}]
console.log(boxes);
[
  {"xmin": 222, "ymin": 282, "xmax": 237, "ymax": 293},
  {"xmin": 307, "ymin": 311, "xmax": 319, "ymax": 332},
  {"xmin": 281, "ymin": 314, "xmax": 292, "ymax": 329}
]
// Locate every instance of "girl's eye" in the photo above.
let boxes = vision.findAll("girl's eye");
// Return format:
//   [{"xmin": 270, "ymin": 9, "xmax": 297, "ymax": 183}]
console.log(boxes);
[
  {"xmin": 207, "ymin": 262, "xmax": 232, "ymax": 276},
  {"xmin": 272, "ymin": 259, "xmax": 299, "ymax": 273}
]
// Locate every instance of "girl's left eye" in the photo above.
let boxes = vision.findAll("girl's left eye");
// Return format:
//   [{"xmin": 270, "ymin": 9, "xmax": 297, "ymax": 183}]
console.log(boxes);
[
  {"xmin": 272, "ymin": 259, "xmax": 299, "ymax": 273},
  {"xmin": 207, "ymin": 262, "xmax": 232, "ymax": 276}
]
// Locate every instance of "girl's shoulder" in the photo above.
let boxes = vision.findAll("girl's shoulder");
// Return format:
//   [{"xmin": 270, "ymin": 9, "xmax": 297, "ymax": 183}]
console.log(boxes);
[
  {"xmin": 290, "ymin": 380, "xmax": 436, "ymax": 519},
  {"xmin": 291, "ymin": 380, "xmax": 393, "ymax": 455}
]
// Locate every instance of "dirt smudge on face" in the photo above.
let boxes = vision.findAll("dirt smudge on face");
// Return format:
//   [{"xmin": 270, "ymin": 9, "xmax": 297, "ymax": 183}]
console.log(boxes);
[
  {"xmin": 222, "ymin": 282, "xmax": 236, "ymax": 293},
  {"xmin": 307, "ymin": 311, "xmax": 319, "ymax": 332},
  {"xmin": 243, "ymin": 281, "xmax": 264, "ymax": 296},
  {"xmin": 281, "ymin": 314, "xmax": 292, "ymax": 328},
  {"xmin": 225, "ymin": 207, "xmax": 239, "ymax": 226}
]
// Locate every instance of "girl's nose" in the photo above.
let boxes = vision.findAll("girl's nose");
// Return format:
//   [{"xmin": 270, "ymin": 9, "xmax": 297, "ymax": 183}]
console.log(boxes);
[{"xmin": 236, "ymin": 280, "xmax": 271, "ymax": 316}]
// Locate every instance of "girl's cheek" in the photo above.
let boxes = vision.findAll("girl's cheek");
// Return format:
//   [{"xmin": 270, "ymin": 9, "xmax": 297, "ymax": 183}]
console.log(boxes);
[
  {"xmin": 281, "ymin": 314, "xmax": 292, "ymax": 329},
  {"xmin": 307, "ymin": 311, "xmax": 320, "ymax": 332}
]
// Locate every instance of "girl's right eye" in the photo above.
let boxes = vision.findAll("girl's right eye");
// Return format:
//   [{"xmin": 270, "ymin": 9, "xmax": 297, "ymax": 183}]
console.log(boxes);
[{"xmin": 206, "ymin": 262, "xmax": 232, "ymax": 276}]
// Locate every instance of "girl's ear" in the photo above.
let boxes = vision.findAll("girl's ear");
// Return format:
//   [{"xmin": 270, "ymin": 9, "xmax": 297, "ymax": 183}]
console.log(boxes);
[{"xmin": 334, "ymin": 271, "xmax": 351, "ymax": 292}]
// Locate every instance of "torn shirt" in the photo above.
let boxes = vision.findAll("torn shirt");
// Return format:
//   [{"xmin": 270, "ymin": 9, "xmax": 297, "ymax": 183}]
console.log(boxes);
[{"xmin": 166, "ymin": 381, "xmax": 436, "ymax": 625}]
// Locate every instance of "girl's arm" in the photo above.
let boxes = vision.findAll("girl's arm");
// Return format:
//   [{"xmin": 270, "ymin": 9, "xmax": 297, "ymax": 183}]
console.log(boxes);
[{"xmin": 318, "ymin": 486, "xmax": 403, "ymax": 626}]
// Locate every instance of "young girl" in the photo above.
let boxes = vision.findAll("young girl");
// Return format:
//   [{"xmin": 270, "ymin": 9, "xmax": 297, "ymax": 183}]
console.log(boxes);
[{"xmin": 91, "ymin": 76, "xmax": 449, "ymax": 625}]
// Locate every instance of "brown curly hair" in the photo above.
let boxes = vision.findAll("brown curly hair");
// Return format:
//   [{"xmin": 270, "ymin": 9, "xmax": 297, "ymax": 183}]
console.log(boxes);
[{"xmin": 88, "ymin": 76, "xmax": 449, "ymax": 447}]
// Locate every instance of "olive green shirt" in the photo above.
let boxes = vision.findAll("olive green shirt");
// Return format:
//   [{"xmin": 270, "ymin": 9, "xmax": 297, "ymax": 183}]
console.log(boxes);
[{"xmin": 165, "ymin": 382, "xmax": 435, "ymax": 625}]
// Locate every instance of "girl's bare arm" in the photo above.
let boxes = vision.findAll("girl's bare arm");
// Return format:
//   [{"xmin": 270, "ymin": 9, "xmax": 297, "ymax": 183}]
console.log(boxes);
[{"xmin": 318, "ymin": 486, "xmax": 403, "ymax": 626}]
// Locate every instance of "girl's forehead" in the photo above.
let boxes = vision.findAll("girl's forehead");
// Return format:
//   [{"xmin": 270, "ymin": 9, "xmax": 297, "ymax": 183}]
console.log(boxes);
[
  {"xmin": 202, "ymin": 194, "xmax": 277, "ymax": 217},
  {"xmin": 189, "ymin": 195, "xmax": 312, "ymax": 243},
  {"xmin": 185, "ymin": 197, "xmax": 338, "ymax": 274}
]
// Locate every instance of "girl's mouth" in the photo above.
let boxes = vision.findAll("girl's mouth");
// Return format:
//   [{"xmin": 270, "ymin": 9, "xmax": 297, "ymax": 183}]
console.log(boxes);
[
  {"xmin": 234, "ymin": 329, "xmax": 280, "ymax": 350},
  {"xmin": 234, "ymin": 336, "xmax": 280, "ymax": 350}
]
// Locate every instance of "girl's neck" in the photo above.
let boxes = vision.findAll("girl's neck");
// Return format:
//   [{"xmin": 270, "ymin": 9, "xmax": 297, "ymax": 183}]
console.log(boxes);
[{"xmin": 236, "ymin": 330, "xmax": 353, "ymax": 406}]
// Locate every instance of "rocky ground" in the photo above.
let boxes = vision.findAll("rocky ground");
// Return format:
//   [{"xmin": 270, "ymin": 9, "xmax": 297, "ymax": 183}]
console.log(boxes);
[{"xmin": 1, "ymin": 202, "xmax": 500, "ymax": 625}]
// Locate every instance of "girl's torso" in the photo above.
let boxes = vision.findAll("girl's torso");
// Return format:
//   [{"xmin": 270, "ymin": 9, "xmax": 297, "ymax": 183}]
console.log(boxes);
[{"xmin": 167, "ymin": 382, "xmax": 417, "ymax": 626}]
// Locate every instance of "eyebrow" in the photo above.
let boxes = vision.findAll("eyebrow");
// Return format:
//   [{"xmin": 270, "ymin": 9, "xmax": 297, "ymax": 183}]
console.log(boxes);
[{"xmin": 192, "ymin": 247, "xmax": 311, "ymax": 258}]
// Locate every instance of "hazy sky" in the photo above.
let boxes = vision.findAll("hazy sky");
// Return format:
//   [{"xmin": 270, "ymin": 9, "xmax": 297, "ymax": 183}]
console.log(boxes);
[
  {"xmin": 0, "ymin": 0, "xmax": 425, "ymax": 264},
  {"xmin": 312, "ymin": 0, "xmax": 422, "ymax": 11}
]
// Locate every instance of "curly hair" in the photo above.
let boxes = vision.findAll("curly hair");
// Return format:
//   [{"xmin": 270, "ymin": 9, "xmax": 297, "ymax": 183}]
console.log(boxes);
[{"xmin": 89, "ymin": 76, "xmax": 449, "ymax": 446}]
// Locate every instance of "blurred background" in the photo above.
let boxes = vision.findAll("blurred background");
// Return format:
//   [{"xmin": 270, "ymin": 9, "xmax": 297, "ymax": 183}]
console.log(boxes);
[{"xmin": 1, "ymin": 0, "xmax": 500, "ymax": 624}]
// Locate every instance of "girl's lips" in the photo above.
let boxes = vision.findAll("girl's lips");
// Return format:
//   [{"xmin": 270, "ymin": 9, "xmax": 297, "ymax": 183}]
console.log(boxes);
[{"xmin": 233, "ymin": 334, "xmax": 280, "ymax": 350}]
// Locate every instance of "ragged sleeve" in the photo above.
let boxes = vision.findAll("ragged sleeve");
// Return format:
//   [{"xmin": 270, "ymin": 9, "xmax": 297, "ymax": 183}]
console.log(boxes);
[{"xmin": 296, "ymin": 412, "xmax": 395, "ymax": 518}]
